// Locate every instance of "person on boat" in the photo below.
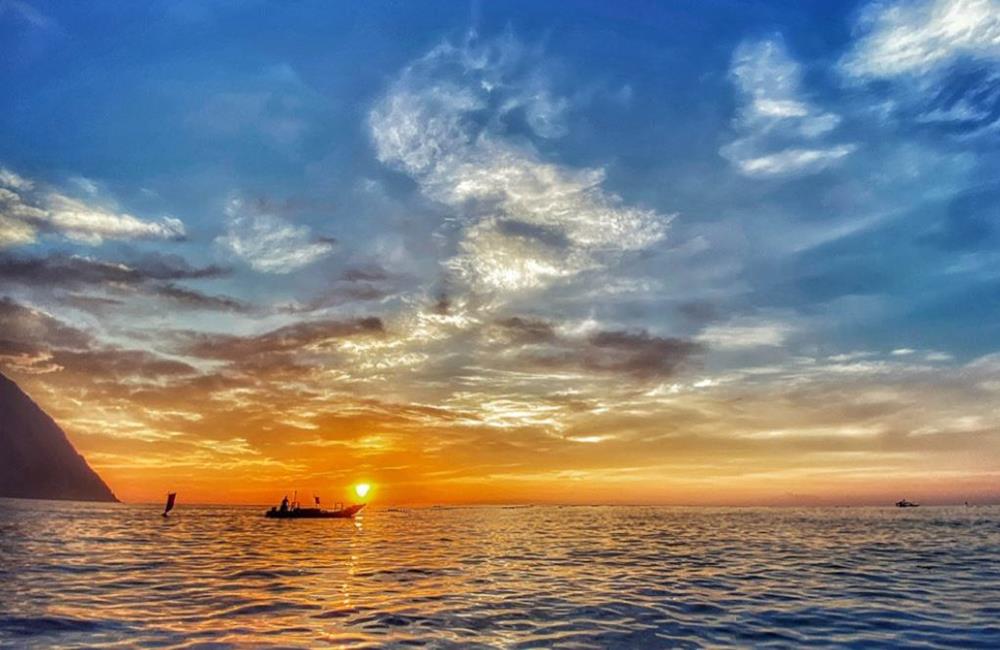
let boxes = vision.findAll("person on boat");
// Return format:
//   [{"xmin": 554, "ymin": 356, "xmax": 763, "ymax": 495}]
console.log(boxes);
[{"xmin": 280, "ymin": 496, "xmax": 289, "ymax": 513}]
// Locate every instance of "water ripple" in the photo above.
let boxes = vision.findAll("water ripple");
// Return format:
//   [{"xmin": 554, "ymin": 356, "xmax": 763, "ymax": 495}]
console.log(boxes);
[{"xmin": 1, "ymin": 500, "xmax": 998, "ymax": 647}]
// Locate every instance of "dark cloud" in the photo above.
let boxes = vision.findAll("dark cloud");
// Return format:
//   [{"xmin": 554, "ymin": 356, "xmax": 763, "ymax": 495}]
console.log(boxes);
[
  {"xmin": 0, "ymin": 251, "xmax": 247, "ymax": 312},
  {"xmin": 0, "ymin": 296, "xmax": 195, "ymax": 379},
  {"xmin": 179, "ymin": 316, "xmax": 385, "ymax": 360},
  {"xmin": 493, "ymin": 317, "xmax": 557, "ymax": 344},
  {"xmin": 154, "ymin": 283, "xmax": 249, "ymax": 312},
  {"xmin": 432, "ymin": 292, "xmax": 451, "ymax": 315},
  {"xmin": 283, "ymin": 284, "xmax": 394, "ymax": 314},
  {"xmin": 125, "ymin": 252, "xmax": 229, "ymax": 280},
  {"xmin": 0, "ymin": 296, "xmax": 92, "ymax": 351},
  {"xmin": 583, "ymin": 330, "xmax": 702, "ymax": 378},
  {"xmin": 0, "ymin": 251, "xmax": 226, "ymax": 286},
  {"xmin": 342, "ymin": 265, "xmax": 389, "ymax": 282},
  {"xmin": 280, "ymin": 265, "xmax": 405, "ymax": 314},
  {"xmin": 489, "ymin": 315, "xmax": 702, "ymax": 380}
]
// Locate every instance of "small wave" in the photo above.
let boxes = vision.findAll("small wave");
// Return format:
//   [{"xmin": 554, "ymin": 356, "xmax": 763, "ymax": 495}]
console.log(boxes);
[{"xmin": 0, "ymin": 615, "xmax": 125, "ymax": 636}]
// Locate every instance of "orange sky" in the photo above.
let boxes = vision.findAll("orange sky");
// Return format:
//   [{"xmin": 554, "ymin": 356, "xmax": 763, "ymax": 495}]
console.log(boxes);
[{"xmin": 4, "ymin": 339, "xmax": 997, "ymax": 506}]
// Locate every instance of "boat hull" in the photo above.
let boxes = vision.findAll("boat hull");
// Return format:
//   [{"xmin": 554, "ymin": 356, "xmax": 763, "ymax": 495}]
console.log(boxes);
[{"xmin": 264, "ymin": 504, "xmax": 365, "ymax": 519}]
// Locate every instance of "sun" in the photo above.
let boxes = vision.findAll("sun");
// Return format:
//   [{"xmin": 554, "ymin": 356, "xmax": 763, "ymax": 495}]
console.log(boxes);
[{"xmin": 354, "ymin": 483, "xmax": 371, "ymax": 499}]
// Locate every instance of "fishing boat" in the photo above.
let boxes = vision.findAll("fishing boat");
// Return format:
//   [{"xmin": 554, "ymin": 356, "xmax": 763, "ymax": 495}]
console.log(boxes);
[
  {"xmin": 265, "ymin": 501, "xmax": 365, "ymax": 519},
  {"xmin": 895, "ymin": 499, "xmax": 919, "ymax": 508}
]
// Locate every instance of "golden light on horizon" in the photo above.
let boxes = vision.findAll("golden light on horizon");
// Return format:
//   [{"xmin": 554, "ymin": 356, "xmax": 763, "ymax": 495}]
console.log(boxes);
[{"xmin": 354, "ymin": 483, "xmax": 371, "ymax": 499}]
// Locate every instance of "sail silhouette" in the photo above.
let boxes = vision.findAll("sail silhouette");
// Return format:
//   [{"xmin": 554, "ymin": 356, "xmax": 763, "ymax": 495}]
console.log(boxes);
[{"xmin": 163, "ymin": 492, "xmax": 177, "ymax": 517}]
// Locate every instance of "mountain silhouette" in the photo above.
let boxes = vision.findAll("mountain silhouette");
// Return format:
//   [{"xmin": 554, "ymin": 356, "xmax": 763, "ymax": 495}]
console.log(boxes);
[{"xmin": 0, "ymin": 372, "xmax": 117, "ymax": 502}]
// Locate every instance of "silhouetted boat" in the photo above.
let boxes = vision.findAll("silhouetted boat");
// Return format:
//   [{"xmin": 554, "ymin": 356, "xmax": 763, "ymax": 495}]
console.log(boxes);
[
  {"xmin": 163, "ymin": 492, "xmax": 176, "ymax": 517},
  {"xmin": 265, "ymin": 503, "xmax": 365, "ymax": 519},
  {"xmin": 895, "ymin": 499, "xmax": 919, "ymax": 508}
]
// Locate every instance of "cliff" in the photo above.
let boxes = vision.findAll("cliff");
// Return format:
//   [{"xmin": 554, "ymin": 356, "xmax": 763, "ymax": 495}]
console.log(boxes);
[{"xmin": 0, "ymin": 372, "xmax": 118, "ymax": 502}]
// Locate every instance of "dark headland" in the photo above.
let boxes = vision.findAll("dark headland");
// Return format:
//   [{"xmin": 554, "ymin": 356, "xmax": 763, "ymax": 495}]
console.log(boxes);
[{"xmin": 0, "ymin": 372, "xmax": 118, "ymax": 502}]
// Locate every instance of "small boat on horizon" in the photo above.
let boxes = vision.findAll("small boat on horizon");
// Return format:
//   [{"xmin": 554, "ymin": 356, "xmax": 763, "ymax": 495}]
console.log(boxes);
[{"xmin": 895, "ymin": 499, "xmax": 919, "ymax": 508}]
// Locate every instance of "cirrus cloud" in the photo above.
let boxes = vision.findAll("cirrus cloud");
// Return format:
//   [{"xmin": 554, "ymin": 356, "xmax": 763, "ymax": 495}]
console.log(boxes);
[
  {"xmin": 843, "ymin": 0, "xmax": 1000, "ymax": 79},
  {"xmin": 0, "ymin": 166, "xmax": 185, "ymax": 246},
  {"xmin": 721, "ymin": 38, "xmax": 856, "ymax": 177},
  {"xmin": 216, "ymin": 197, "xmax": 334, "ymax": 274},
  {"xmin": 369, "ymin": 33, "xmax": 668, "ymax": 293}
]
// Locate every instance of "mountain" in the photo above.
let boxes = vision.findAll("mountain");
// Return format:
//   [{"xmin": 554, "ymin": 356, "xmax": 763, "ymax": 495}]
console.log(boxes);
[{"xmin": 0, "ymin": 372, "xmax": 118, "ymax": 502}]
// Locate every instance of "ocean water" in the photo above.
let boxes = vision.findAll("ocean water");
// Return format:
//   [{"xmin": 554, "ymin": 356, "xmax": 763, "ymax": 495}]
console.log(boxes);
[{"xmin": 0, "ymin": 500, "xmax": 998, "ymax": 648}]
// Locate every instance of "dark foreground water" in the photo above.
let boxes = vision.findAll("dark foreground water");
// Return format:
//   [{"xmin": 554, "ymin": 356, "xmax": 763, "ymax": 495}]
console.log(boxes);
[{"xmin": 0, "ymin": 500, "xmax": 998, "ymax": 648}]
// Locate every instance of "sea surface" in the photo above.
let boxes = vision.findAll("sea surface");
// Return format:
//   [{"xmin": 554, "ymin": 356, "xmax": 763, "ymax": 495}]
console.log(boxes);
[{"xmin": 0, "ymin": 500, "xmax": 998, "ymax": 648}]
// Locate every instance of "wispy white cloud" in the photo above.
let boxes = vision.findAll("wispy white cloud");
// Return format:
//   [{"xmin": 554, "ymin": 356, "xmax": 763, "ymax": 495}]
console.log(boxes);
[
  {"xmin": 216, "ymin": 197, "xmax": 334, "ymax": 273},
  {"xmin": 0, "ymin": 165, "xmax": 185, "ymax": 246},
  {"xmin": 841, "ymin": 0, "xmax": 1000, "ymax": 132},
  {"xmin": 721, "ymin": 38, "xmax": 856, "ymax": 177},
  {"xmin": 843, "ymin": 0, "xmax": 1000, "ymax": 78},
  {"xmin": 697, "ymin": 317, "xmax": 793, "ymax": 349},
  {"xmin": 369, "ymin": 33, "xmax": 668, "ymax": 293}
]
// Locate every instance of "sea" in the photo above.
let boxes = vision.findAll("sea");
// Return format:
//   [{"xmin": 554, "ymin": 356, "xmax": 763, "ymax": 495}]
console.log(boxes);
[{"xmin": 0, "ymin": 499, "xmax": 998, "ymax": 648}]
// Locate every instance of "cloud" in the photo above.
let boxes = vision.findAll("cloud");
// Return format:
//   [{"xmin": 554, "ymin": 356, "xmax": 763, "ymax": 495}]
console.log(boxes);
[
  {"xmin": 697, "ymin": 318, "xmax": 793, "ymax": 349},
  {"xmin": 281, "ymin": 269, "xmax": 398, "ymax": 314},
  {"xmin": 369, "ymin": 33, "xmax": 668, "ymax": 293},
  {"xmin": 0, "ymin": 251, "xmax": 246, "ymax": 312},
  {"xmin": 721, "ymin": 38, "xmax": 856, "ymax": 177},
  {"xmin": 0, "ymin": 296, "xmax": 92, "ymax": 351},
  {"xmin": 151, "ymin": 283, "xmax": 248, "ymax": 312},
  {"xmin": 843, "ymin": 0, "xmax": 1000, "ymax": 78},
  {"xmin": 841, "ymin": 0, "xmax": 1000, "ymax": 133},
  {"xmin": 216, "ymin": 197, "xmax": 334, "ymax": 273},
  {"xmin": 177, "ymin": 316, "xmax": 384, "ymax": 361},
  {"xmin": 0, "ymin": 251, "xmax": 226, "ymax": 285},
  {"xmin": 0, "ymin": 166, "xmax": 185, "ymax": 246},
  {"xmin": 0, "ymin": 297, "xmax": 194, "ymax": 378},
  {"xmin": 492, "ymin": 316, "xmax": 557, "ymax": 345},
  {"xmin": 488, "ymin": 316, "xmax": 702, "ymax": 380}
]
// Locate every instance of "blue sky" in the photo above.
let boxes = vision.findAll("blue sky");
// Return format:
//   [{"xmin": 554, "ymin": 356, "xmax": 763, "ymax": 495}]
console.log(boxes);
[{"xmin": 1, "ymin": 0, "xmax": 998, "ymax": 503}]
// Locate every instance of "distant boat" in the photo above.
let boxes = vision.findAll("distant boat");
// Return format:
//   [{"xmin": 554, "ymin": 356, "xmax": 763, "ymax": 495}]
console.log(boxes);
[
  {"xmin": 895, "ymin": 499, "xmax": 919, "ymax": 508},
  {"xmin": 265, "ymin": 502, "xmax": 365, "ymax": 519},
  {"xmin": 163, "ymin": 492, "xmax": 176, "ymax": 517}
]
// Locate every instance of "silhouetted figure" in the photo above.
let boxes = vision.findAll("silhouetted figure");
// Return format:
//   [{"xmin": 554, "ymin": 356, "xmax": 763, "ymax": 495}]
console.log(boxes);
[{"xmin": 280, "ymin": 495, "xmax": 289, "ymax": 513}]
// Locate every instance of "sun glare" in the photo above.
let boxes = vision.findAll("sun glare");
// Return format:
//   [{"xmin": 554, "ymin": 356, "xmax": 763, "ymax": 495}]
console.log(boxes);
[{"xmin": 354, "ymin": 483, "xmax": 371, "ymax": 499}]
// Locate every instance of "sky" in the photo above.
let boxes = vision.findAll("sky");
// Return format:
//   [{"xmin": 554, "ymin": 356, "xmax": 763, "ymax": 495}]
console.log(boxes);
[{"xmin": 1, "ymin": 0, "xmax": 998, "ymax": 505}]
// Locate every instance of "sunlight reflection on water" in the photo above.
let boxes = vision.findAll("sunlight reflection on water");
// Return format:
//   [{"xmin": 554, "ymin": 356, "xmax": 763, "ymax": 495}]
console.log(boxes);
[{"xmin": 1, "ymin": 499, "xmax": 998, "ymax": 647}]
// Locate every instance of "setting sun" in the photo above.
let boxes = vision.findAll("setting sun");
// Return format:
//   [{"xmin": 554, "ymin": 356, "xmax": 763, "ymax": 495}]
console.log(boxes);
[{"xmin": 354, "ymin": 483, "xmax": 371, "ymax": 499}]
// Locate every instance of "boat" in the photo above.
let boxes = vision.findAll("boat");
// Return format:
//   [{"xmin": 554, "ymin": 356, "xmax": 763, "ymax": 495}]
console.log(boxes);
[
  {"xmin": 895, "ymin": 499, "xmax": 919, "ymax": 508},
  {"xmin": 265, "ymin": 503, "xmax": 365, "ymax": 519},
  {"xmin": 163, "ymin": 492, "xmax": 176, "ymax": 517}
]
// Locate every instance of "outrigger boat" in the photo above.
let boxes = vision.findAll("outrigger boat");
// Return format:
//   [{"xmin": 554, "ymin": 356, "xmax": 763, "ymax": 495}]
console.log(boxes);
[{"xmin": 265, "ymin": 494, "xmax": 365, "ymax": 519}]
